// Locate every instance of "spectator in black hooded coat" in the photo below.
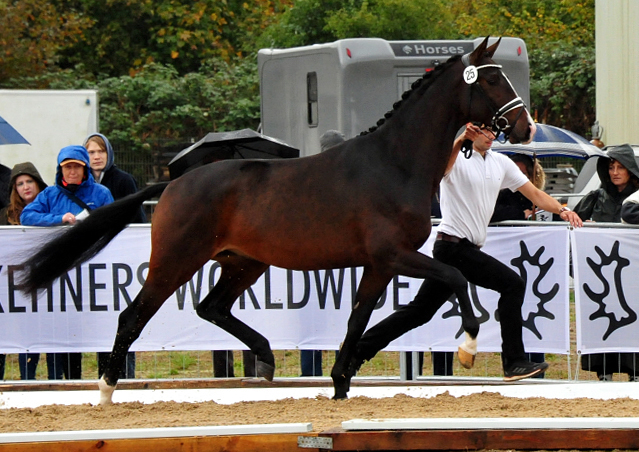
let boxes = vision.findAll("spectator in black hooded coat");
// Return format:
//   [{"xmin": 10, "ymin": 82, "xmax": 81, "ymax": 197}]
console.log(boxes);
[
  {"xmin": 0, "ymin": 163, "xmax": 11, "ymax": 209},
  {"xmin": 575, "ymin": 143, "xmax": 639, "ymax": 381},
  {"xmin": 84, "ymin": 133, "xmax": 144, "ymax": 379}
]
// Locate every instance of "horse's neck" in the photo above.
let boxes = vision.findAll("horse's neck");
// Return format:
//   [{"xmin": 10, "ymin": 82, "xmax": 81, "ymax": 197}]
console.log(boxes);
[{"xmin": 379, "ymin": 74, "xmax": 466, "ymax": 181}]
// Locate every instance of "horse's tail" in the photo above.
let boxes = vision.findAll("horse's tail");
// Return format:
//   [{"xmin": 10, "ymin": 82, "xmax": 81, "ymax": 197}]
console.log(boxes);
[{"xmin": 19, "ymin": 182, "xmax": 170, "ymax": 295}]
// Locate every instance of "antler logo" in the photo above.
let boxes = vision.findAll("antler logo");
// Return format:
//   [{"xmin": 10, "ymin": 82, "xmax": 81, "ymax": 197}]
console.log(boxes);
[
  {"xmin": 583, "ymin": 241, "xmax": 636, "ymax": 340},
  {"xmin": 510, "ymin": 241, "xmax": 559, "ymax": 339},
  {"xmin": 444, "ymin": 240, "xmax": 558, "ymax": 339},
  {"xmin": 444, "ymin": 283, "xmax": 490, "ymax": 339}
]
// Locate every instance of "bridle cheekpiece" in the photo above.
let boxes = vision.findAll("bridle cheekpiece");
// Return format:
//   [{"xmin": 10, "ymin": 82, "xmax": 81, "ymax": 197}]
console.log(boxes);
[{"xmin": 461, "ymin": 53, "xmax": 527, "ymax": 145}]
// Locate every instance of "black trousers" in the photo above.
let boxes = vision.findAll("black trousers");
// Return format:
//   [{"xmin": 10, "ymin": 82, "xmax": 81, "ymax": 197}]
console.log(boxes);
[
  {"xmin": 47, "ymin": 352, "xmax": 82, "ymax": 380},
  {"xmin": 212, "ymin": 350, "xmax": 257, "ymax": 377},
  {"xmin": 357, "ymin": 238, "xmax": 527, "ymax": 367}
]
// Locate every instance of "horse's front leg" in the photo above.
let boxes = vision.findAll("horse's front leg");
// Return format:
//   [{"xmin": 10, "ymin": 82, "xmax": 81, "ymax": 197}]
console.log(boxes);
[
  {"xmin": 332, "ymin": 269, "xmax": 391, "ymax": 400},
  {"xmin": 196, "ymin": 259, "xmax": 276, "ymax": 380},
  {"xmin": 198, "ymin": 302, "xmax": 276, "ymax": 380}
]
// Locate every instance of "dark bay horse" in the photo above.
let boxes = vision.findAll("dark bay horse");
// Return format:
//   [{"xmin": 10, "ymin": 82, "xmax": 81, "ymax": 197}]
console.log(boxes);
[{"xmin": 19, "ymin": 37, "xmax": 535, "ymax": 404}]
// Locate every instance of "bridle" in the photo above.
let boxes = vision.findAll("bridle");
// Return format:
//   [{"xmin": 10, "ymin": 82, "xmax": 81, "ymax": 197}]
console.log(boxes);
[{"xmin": 460, "ymin": 53, "xmax": 527, "ymax": 148}]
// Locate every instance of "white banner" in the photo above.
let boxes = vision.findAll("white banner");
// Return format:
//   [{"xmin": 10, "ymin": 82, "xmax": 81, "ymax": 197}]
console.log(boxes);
[
  {"xmin": 0, "ymin": 225, "xmax": 570, "ymax": 354},
  {"xmin": 572, "ymin": 227, "xmax": 639, "ymax": 354}
]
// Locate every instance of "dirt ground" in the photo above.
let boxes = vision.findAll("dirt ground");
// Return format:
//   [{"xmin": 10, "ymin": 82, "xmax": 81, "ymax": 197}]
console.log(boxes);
[{"xmin": 2, "ymin": 391, "xmax": 639, "ymax": 433}]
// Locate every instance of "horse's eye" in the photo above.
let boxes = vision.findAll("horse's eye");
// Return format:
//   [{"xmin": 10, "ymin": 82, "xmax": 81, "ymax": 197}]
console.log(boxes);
[{"xmin": 486, "ymin": 76, "xmax": 499, "ymax": 86}]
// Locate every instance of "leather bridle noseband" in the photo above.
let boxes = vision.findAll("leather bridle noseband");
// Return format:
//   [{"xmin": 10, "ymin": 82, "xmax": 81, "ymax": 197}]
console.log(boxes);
[{"xmin": 461, "ymin": 53, "xmax": 527, "ymax": 146}]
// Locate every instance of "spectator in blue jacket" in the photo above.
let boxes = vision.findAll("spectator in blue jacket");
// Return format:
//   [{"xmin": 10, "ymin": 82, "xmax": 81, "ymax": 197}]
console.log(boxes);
[
  {"xmin": 21, "ymin": 144, "xmax": 113, "ymax": 380},
  {"xmin": 21, "ymin": 145, "xmax": 113, "ymax": 226}
]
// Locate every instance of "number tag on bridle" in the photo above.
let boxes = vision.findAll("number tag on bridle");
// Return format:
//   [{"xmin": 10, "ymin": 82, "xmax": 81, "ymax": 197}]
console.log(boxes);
[{"xmin": 463, "ymin": 66, "xmax": 478, "ymax": 84}]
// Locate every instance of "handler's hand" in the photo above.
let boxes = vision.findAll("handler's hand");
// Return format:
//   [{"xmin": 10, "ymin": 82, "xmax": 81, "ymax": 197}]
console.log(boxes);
[
  {"xmin": 464, "ymin": 123, "xmax": 481, "ymax": 142},
  {"xmin": 62, "ymin": 212, "xmax": 77, "ymax": 224},
  {"xmin": 560, "ymin": 210, "xmax": 582, "ymax": 228}
]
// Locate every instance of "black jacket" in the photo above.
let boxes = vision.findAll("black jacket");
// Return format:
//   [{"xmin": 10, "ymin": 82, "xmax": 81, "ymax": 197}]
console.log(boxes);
[
  {"xmin": 490, "ymin": 189, "xmax": 531, "ymax": 222},
  {"xmin": 575, "ymin": 144, "xmax": 639, "ymax": 222},
  {"xmin": 101, "ymin": 165, "xmax": 146, "ymax": 223},
  {"xmin": 0, "ymin": 164, "xmax": 11, "ymax": 210},
  {"xmin": 84, "ymin": 133, "xmax": 147, "ymax": 223}
]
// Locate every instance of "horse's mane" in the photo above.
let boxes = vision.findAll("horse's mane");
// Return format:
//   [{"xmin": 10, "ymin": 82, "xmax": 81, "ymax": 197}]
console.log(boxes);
[{"xmin": 360, "ymin": 54, "xmax": 463, "ymax": 136}]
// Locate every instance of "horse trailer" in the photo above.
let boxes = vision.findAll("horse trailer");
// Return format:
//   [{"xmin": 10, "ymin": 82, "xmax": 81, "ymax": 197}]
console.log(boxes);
[{"xmin": 258, "ymin": 37, "xmax": 530, "ymax": 157}]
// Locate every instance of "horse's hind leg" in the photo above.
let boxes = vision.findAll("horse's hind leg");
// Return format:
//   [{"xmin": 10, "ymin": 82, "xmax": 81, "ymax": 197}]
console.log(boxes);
[
  {"xmin": 195, "ymin": 256, "xmax": 275, "ymax": 380},
  {"xmin": 99, "ymin": 270, "xmax": 190, "ymax": 404},
  {"xmin": 389, "ymin": 249, "xmax": 480, "ymax": 368},
  {"xmin": 100, "ymin": 247, "xmax": 212, "ymax": 404},
  {"xmin": 332, "ymin": 268, "xmax": 392, "ymax": 400}
]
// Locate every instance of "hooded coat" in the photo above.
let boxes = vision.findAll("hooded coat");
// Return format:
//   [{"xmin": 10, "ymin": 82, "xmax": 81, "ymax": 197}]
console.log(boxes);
[
  {"xmin": 20, "ymin": 145, "xmax": 114, "ymax": 226},
  {"xmin": 83, "ymin": 133, "xmax": 146, "ymax": 223},
  {"xmin": 0, "ymin": 162, "xmax": 48, "ymax": 225},
  {"xmin": 0, "ymin": 164, "xmax": 11, "ymax": 209},
  {"xmin": 574, "ymin": 144, "xmax": 639, "ymax": 222}
]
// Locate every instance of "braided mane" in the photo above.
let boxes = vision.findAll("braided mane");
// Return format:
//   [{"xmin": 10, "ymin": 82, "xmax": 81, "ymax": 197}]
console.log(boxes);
[{"xmin": 360, "ymin": 54, "xmax": 463, "ymax": 136}]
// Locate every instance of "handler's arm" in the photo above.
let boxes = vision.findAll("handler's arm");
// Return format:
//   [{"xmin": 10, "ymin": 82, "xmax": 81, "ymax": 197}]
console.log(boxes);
[
  {"xmin": 447, "ymin": 124, "xmax": 481, "ymax": 175},
  {"xmin": 517, "ymin": 181, "xmax": 583, "ymax": 227}
]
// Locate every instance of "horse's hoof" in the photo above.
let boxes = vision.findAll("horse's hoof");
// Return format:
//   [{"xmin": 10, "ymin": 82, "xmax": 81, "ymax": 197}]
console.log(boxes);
[
  {"xmin": 457, "ymin": 346, "xmax": 476, "ymax": 369},
  {"xmin": 332, "ymin": 391, "xmax": 348, "ymax": 400},
  {"xmin": 331, "ymin": 374, "xmax": 350, "ymax": 400},
  {"xmin": 98, "ymin": 376, "xmax": 116, "ymax": 405},
  {"xmin": 256, "ymin": 360, "xmax": 275, "ymax": 381},
  {"xmin": 458, "ymin": 332, "xmax": 477, "ymax": 369}
]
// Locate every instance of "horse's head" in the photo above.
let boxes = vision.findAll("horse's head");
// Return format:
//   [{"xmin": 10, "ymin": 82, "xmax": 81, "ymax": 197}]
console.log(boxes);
[{"xmin": 462, "ymin": 37, "xmax": 536, "ymax": 144}]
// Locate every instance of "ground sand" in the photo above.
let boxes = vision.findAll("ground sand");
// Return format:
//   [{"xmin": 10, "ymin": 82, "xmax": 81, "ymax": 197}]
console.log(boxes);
[{"xmin": 2, "ymin": 391, "xmax": 638, "ymax": 433}]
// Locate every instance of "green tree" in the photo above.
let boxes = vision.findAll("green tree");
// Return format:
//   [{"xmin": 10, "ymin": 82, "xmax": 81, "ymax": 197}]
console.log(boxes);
[
  {"xmin": 2, "ymin": 0, "xmax": 597, "ymax": 159},
  {"xmin": 257, "ymin": 0, "xmax": 461, "ymax": 48},
  {"xmin": 96, "ymin": 57, "xmax": 260, "ymax": 147},
  {"xmin": 326, "ymin": 0, "xmax": 459, "ymax": 41},
  {"xmin": 54, "ymin": 0, "xmax": 291, "ymax": 77},
  {"xmin": 529, "ymin": 43, "xmax": 595, "ymax": 134},
  {"xmin": 0, "ymin": 0, "xmax": 91, "ymax": 83},
  {"xmin": 256, "ymin": 0, "xmax": 346, "ymax": 49},
  {"xmin": 452, "ymin": 0, "xmax": 594, "ymax": 50}
]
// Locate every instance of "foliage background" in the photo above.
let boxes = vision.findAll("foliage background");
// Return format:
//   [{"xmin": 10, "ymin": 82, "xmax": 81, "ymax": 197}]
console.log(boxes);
[{"xmin": 0, "ymin": 0, "xmax": 596, "ymax": 175}]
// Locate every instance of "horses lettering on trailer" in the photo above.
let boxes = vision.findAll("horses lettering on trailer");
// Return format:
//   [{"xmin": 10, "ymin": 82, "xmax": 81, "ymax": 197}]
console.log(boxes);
[{"xmin": 390, "ymin": 42, "xmax": 472, "ymax": 57}]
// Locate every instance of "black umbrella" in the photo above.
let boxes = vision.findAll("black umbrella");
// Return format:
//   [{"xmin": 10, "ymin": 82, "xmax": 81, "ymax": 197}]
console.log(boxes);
[{"xmin": 168, "ymin": 129, "xmax": 299, "ymax": 179}]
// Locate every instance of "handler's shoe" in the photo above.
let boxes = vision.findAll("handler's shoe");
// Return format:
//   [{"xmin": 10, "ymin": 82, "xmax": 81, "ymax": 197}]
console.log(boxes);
[{"xmin": 503, "ymin": 361, "xmax": 548, "ymax": 382}]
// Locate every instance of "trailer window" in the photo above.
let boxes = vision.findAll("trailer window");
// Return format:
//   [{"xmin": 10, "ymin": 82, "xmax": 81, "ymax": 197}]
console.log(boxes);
[{"xmin": 307, "ymin": 72, "xmax": 318, "ymax": 127}]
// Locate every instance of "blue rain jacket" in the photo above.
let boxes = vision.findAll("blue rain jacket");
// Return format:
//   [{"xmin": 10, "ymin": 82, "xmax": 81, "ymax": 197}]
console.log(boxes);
[{"xmin": 21, "ymin": 145, "xmax": 114, "ymax": 226}]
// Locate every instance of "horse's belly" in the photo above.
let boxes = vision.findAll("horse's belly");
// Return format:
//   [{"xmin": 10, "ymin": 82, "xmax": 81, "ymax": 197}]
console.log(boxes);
[{"xmin": 227, "ymin": 229, "xmax": 367, "ymax": 271}]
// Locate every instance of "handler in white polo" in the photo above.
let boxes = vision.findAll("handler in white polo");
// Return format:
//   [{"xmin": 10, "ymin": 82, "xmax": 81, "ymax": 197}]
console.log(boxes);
[{"xmin": 355, "ymin": 122, "xmax": 582, "ymax": 381}]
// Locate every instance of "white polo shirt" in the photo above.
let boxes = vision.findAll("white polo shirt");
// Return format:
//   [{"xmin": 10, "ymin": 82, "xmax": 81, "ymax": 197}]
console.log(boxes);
[{"xmin": 438, "ymin": 149, "xmax": 529, "ymax": 247}]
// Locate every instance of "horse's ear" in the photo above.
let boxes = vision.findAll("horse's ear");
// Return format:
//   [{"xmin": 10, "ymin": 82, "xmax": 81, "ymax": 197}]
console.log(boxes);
[
  {"xmin": 469, "ymin": 36, "xmax": 490, "ymax": 65},
  {"xmin": 485, "ymin": 37, "xmax": 502, "ymax": 58}
]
